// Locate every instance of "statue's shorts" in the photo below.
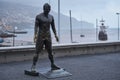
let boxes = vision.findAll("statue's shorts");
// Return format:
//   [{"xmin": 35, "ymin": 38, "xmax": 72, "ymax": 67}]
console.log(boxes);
[{"xmin": 35, "ymin": 37, "xmax": 52, "ymax": 54}]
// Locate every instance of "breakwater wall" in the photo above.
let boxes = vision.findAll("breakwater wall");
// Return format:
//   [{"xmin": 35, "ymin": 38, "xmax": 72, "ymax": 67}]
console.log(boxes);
[{"xmin": 0, "ymin": 41, "xmax": 120, "ymax": 63}]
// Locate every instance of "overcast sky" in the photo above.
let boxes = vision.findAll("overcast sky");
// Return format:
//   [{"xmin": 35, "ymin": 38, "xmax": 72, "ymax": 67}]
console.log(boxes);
[
  {"xmin": 1, "ymin": 0, "xmax": 120, "ymax": 28},
  {"xmin": 51, "ymin": 0, "xmax": 120, "ymax": 28}
]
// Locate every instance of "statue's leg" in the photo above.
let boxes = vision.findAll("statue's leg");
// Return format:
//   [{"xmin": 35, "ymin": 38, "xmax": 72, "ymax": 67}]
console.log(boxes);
[
  {"xmin": 45, "ymin": 40, "xmax": 60, "ymax": 70},
  {"xmin": 31, "ymin": 54, "xmax": 39, "ymax": 71},
  {"xmin": 31, "ymin": 39, "xmax": 44, "ymax": 71}
]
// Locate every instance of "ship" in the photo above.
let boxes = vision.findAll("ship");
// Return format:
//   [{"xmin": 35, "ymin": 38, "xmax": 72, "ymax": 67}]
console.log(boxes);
[{"xmin": 98, "ymin": 19, "xmax": 108, "ymax": 41}]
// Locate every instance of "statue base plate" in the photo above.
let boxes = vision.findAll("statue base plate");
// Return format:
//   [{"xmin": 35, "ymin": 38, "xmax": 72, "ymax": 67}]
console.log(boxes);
[
  {"xmin": 24, "ymin": 70, "xmax": 39, "ymax": 76},
  {"xmin": 39, "ymin": 68, "xmax": 72, "ymax": 79}
]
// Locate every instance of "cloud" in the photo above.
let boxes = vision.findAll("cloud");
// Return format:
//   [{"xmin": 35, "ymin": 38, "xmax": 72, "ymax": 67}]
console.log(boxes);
[{"xmin": 106, "ymin": 1, "xmax": 120, "ymax": 13}]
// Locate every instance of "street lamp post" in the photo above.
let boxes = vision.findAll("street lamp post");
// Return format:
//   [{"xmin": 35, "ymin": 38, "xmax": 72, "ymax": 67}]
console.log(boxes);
[
  {"xmin": 58, "ymin": 0, "xmax": 60, "ymax": 43},
  {"xmin": 96, "ymin": 19, "xmax": 98, "ymax": 41},
  {"xmin": 49, "ymin": 0, "xmax": 50, "ymax": 4},
  {"xmin": 116, "ymin": 13, "xmax": 120, "ymax": 40},
  {"xmin": 13, "ymin": 26, "xmax": 17, "ymax": 46},
  {"xmin": 69, "ymin": 10, "xmax": 73, "ymax": 43}
]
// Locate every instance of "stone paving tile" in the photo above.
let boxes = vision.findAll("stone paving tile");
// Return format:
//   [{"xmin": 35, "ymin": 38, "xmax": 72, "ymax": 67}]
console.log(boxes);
[{"xmin": 0, "ymin": 53, "xmax": 120, "ymax": 80}]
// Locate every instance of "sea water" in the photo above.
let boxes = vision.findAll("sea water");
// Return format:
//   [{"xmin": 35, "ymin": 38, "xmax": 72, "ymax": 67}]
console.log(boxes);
[{"xmin": 14, "ymin": 28, "xmax": 119, "ymax": 45}]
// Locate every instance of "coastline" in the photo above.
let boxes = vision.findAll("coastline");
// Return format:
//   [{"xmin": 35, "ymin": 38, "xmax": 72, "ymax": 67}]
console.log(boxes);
[{"xmin": 0, "ymin": 28, "xmax": 119, "ymax": 47}]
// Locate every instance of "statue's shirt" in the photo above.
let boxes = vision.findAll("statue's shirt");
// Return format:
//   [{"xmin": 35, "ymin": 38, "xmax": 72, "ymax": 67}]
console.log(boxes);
[{"xmin": 35, "ymin": 13, "xmax": 54, "ymax": 41}]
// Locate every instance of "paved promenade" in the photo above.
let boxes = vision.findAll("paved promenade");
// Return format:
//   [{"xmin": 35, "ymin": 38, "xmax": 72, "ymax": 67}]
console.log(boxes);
[{"xmin": 0, "ymin": 53, "xmax": 120, "ymax": 80}]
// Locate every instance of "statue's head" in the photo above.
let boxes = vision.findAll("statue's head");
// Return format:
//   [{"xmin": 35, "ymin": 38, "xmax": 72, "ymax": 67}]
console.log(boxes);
[
  {"xmin": 101, "ymin": 23, "xmax": 104, "ymax": 25},
  {"xmin": 43, "ymin": 3, "xmax": 51, "ymax": 14}
]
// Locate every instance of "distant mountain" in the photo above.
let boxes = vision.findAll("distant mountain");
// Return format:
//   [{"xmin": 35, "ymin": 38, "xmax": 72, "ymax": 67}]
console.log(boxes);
[
  {"xmin": 0, "ymin": 1, "xmax": 94, "ymax": 30},
  {"xmin": 0, "ymin": 1, "xmax": 37, "ymax": 29}
]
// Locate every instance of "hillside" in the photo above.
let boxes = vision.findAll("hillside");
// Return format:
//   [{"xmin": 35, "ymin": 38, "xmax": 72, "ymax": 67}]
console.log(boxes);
[{"xmin": 0, "ymin": 1, "xmax": 94, "ymax": 30}]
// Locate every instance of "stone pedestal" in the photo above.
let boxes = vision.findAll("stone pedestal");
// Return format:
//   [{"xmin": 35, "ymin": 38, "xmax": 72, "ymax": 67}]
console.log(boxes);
[{"xmin": 39, "ymin": 68, "xmax": 72, "ymax": 79}]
